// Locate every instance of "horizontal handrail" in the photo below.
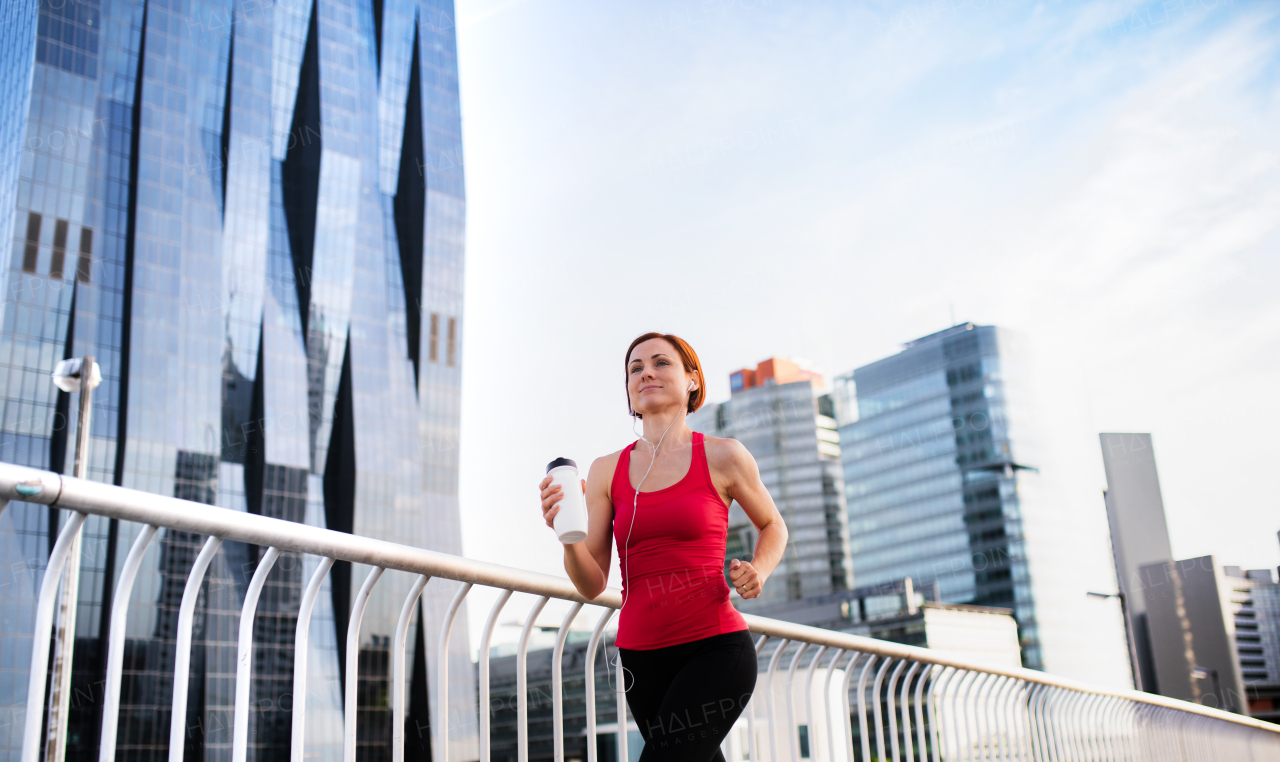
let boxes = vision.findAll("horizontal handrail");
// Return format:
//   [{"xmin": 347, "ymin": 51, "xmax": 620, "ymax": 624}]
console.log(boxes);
[
  {"xmin": 1, "ymin": 460, "xmax": 1277, "ymax": 755},
  {"xmin": 736, "ymin": 616, "xmax": 1279, "ymax": 732},
  {"xmin": 0, "ymin": 465, "xmax": 609, "ymax": 606}
]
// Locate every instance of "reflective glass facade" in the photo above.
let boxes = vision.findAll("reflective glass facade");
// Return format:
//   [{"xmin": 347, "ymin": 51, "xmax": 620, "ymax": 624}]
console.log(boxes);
[
  {"xmin": 0, "ymin": 0, "xmax": 473, "ymax": 758},
  {"xmin": 689, "ymin": 380, "xmax": 853, "ymax": 612},
  {"xmin": 835, "ymin": 324, "xmax": 1130, "ymax": 684}
]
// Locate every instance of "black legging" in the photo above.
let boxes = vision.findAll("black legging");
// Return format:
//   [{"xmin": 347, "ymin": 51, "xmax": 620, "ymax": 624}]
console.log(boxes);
[{"xmin": 617, "ymin": 630, "xmax": 758, "ymax": 761}]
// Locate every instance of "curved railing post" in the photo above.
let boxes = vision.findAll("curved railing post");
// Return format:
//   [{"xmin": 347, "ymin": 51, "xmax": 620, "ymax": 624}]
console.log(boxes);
[
  {"xmin": 1068, "ymin": 690, "xmax": 1091, "ymax": 761},
  {"xmin": 233, "ymin": 546, "xmax": 281, "ymax": 762},
  {"xmin": 584, "ymin": 606, "xmax": 615, "ymax": 762},
  {"xmin": 478, "ymin": 589, "xmax": 513, "ymax": 762},
  {"xmin": 551, "ymin": 601, "xmax": 584, "ymax": 762},
  {"xmin": 1049, "ymin": 688, "xmax": 1073, "ymax": 761},
  {"xmin": 820, "ymin": 648, "xmax": 845, "ymax": 762},
  {"xmin": 802, "ymin": 645, "xmax": 826, "ymax": 762},
  {"xmin": 1087, "ymin": 691, "xmax": 1107, "ymax": 759},
  {"xmin": 964, "ymin": 671, "xmax": 991, "ymax": 762},
  {"xmin": 899, "ymin": 661, "xmax": 921, "ymax": 762},
  {"xmin": 168, "ymin": 535, "xmax": 223, "ymax": 762},
  {"xmin": 855, "ymin": 655, "xmax": 878, "ymax": 762},
  {"xmin": 1134, "ymin": 701, "xmax": 1151, "ymax": 761},
  {"xmin": 98, "ymin": 523, "xmax": 158, "ymax": 762},
  {"xmin": 1127, "ymin": 699, "xmax": 1146, "ymax": 762},
  {"xmin": 1008, "ymin": 676, "xmax": 1026, "ymax": 761},
  {"xmin": 438, "ymin": 582, "xmax": 474, "ymax": 762},
  {"xmin": 870, "ymin": 657, "xmax": 893, "ymax": 762},
  {"xmin": 517, "ymin": 595, "xmax": 550, "ymax": 762},
  {"xmin": 291, "ymin": 555, "xmax": 336, "ymax": 762},
  {"xmin": 1039, "ymin": 687, "xmax": 1060, "ymax": 761},
  {"xmin": 989, "ymin": 675, "xmax": 1014, "ymax": 762},
  {"xmin": 345, "ymin": 566, "xmax": 385, "ymax": 762},
  {"xmin": 928, "ymin": 666, "xmax": 957, "ymax": 762},
  {"xmin": 764, "ymin": 639, "xmax": 790, "ymax": 762},
  {"xmin": 1036, "ymin": 683, "xmax": 1057, "ymax": 762},
  {"xmin": 1016, "ymin": 681, "xmax": 1036, "ymax": 762},
  {"xmin": 885, "ymin": 659, "xmax": 907, "ymax": 762},
  {"xmin": 785, "ymin": 641, "xmax": 809, "ymax": 762},
  {"xmin": 913, "ymin": 663, "xmax": 933, "ymax": 762},
  {"xmin": 393, "ymin": 574, "xmax": 432, "ymax": 762},
  {"xmin": 949, "ymin": 670, "xmax": 977, "ymax": 762},
  {"xmin": 1101, "ymin": 694, "xmax": 1127, "ymax": 760},
  {"xmin": 1019, "ymin": 682, "xmax": 1037, "ymax": 762},
  {"xmin": 840, "ymin": 651, "xmax": 863, "ymax": 762},
  {"xmin": 20, "ymin": 510, "xmax": 87, "ymax": 762},
  {"xmin": 1061, "ymin": 689, "xmax": 1083, "ymax": 760}
]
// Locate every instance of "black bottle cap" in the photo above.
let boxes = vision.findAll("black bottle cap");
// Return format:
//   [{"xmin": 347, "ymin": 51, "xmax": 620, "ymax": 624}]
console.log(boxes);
[{"xmin": 546, "ymin": 457, "xmax": 577, "ymax": 473}]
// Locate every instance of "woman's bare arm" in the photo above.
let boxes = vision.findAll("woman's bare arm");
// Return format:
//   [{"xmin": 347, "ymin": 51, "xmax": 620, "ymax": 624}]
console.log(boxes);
[
  {"xmin": 707, "ymin": 437, "xmax": 788, "ymax": 598},
  {"xmin": 540, "ymin": 453, "xmax": 617, "ymax": 599}
]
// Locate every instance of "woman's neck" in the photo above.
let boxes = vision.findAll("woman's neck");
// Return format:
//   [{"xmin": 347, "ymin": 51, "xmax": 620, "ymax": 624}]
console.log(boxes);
[{"xmin": 637, "ymin": 408, "xmax": 692, "ymax": 453}]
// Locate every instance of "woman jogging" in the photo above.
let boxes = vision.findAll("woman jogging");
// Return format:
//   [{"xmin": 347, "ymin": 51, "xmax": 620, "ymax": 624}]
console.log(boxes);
[{"xmin": 538, "ymin": 332, "xmax": 789, "ymax": 762}]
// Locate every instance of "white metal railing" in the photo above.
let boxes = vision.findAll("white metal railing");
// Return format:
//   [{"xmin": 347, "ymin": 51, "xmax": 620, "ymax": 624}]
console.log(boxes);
[{"xmin": 1, "ymin": 462, "xmax": 1278, "ymax": 762}]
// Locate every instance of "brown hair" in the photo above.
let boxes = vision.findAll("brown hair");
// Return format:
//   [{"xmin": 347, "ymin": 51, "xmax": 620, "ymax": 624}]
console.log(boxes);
[{"xmin": 625, "ymin": 332, "xmax": 706, "ymax": 418}]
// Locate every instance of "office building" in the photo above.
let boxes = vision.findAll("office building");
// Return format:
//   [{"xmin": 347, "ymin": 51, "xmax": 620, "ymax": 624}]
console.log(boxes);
[
  {"xmin": 833, "ymin": 323, "xmax": 1130, "ymax": 685},
  {"xmin": 854, "ymin": 601, "xmax": 1022, "ymax": 670},
  {"xmin": 1142, "ymin": 556, "xmax": 1280, "ymax": 718},
  {"xmin": 751, "ymin": 575, "xmax": 1021, "ymax": 670},
  {"xmin": 1249, "ymin": 561, "xmax": 1280, "ymax": 723},
  {"xmin": 0, "ymin": 0, "xmax": 472, "ymax": 759},
  {"xmin": 688, "ymin": 358, "xmax": 853, "ymax": 612},
  {"xmin": 1099, "ymin": 432, "xmax": 1175, "ymax": 692}
]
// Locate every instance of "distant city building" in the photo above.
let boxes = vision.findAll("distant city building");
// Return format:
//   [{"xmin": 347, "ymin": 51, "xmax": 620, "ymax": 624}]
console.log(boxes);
[
  {"xmin": 854, "ymin": 602, "xmax": 1023, "ymax": 671},
  {"xmin": 741, "ymin": 577, "xmax": 934, "ymax": 632},
  {"xmin": 688, "ymin": 358, "xmax": 853, "ymax": 613},
  {"xmin": 753, "ymin": 576, "xmax": 1022, "ymax": 670},
  {"xmin": 1249, "ymin": 552, "xmax": 1280, "ymax": 723},
  {"xmin": 1099, "ymin": 432, "xmax": 1175, "ymax": 692},
  {"xmin": 833, "ymin": 323, "xmax": 1130, "ymax": 685},
  {"xmin": 1142, "ymin": 555, "xmax": 1280, "ymax": 719}
]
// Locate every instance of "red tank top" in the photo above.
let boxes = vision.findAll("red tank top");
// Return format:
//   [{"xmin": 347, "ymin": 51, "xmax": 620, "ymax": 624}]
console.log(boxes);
[{"xmin": 610, "ymin": 431, "xmax": 748, "ymax": 649}]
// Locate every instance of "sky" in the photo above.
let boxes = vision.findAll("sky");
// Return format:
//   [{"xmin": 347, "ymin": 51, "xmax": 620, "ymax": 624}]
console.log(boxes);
[{"xmin": 449, "ymin": 0, "xmax": 1280, "ymax": 657}]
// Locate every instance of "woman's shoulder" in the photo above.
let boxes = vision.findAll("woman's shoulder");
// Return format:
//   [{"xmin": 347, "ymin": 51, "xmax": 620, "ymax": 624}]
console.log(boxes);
[
  {"xmin": 587, "ymin": 446, "xmax": 630, "ymax": 483},
  {"xmin": 702, "ymin": 434, "xmax": 751, "ymax": 473}
]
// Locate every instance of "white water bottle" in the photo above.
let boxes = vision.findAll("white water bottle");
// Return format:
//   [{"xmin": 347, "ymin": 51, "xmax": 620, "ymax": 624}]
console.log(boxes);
[{"xmin": 547, "ymin": 457, "xmax": 588, "ymax": 544}]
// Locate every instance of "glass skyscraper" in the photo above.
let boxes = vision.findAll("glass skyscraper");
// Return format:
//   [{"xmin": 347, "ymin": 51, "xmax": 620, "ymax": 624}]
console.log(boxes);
[
  {"xmin": 834, "ymin": 324, "xmax": 1131, "ymax": 686},
  {"xmin": 0, "ymin": 0, "xmax": 473, "ymax": 759}
]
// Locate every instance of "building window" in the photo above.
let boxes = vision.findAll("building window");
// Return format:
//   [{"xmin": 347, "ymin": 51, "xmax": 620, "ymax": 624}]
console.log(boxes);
[
  {"xmin": 50, "ymin": 219, "xmax": 68, "ymax": 279},
  {"xmin": 446, "ymin": 317, "xmax": 456, "ymax": 366},
  {"xmin": 76, "ymin": 227, "xmax": 92, "ymax": 282},
  {"xmin": 429, "ymin": 313, "xmax": 439, "ymax": 362},
  {"xmin": 36, "ymin": 0, "xmax": 101, "ymax": 80},
  {"xmin": 22, "ymin": 212, "xmax": 41, "ymax": 273}
]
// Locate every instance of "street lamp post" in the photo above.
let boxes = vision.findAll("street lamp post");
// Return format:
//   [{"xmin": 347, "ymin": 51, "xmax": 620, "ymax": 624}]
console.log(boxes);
[
  {"xmin": 1192, "ymin": 666, "xmax": 1228, "ymax": 710},
  {"xmin": 1086, "ymin": 590, "xmax": 1144, "ymax": 692},
  {"xmin": 45, "ymin": 356, "xmax": 101, "ymax": 762}
]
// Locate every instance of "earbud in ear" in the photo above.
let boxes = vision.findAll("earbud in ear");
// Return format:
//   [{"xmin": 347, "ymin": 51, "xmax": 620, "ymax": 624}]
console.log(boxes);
[{"xmin": 688, "ymin": 380, "xmax": 696, "ymax": 392}]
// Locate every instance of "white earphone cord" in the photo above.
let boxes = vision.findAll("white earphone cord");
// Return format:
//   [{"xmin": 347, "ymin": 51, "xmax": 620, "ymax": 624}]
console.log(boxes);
[{"xmin": 610, "ymin": 379, "xmax": 693, "ymax": 694}]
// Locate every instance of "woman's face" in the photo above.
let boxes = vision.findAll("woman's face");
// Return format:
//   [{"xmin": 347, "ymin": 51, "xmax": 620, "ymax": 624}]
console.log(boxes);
[{"xmin": 627, "ymin": 338, "xmax": 694, "ymax": 417}]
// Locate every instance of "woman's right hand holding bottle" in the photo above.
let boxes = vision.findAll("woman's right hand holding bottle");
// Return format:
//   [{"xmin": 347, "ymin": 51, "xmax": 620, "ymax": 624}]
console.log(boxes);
[{"xmin": 539, "ymin": 475, "xmax": 564, "ymax": 530}]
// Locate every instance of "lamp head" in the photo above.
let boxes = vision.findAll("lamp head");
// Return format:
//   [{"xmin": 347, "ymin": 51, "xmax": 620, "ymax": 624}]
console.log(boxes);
[{"xmin": 52, "ymin": 358, "xmax": 102, "ymax": 393}]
